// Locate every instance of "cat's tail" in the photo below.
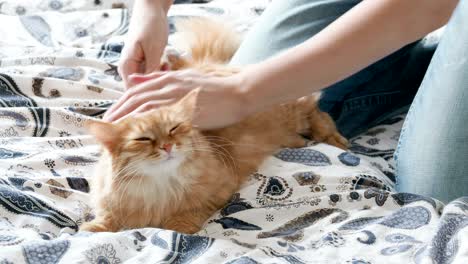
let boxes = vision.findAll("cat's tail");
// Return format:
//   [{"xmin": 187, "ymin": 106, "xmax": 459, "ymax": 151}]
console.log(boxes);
[{"xmin": 173, "ymin": 17, "xmax": 241, "ymax": 65}]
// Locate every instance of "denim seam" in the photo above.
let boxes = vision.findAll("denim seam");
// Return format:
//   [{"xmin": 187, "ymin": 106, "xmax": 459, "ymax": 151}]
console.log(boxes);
[
  {"xmin": 393, "ymin": 100, "xmax": 417, "ymax": 190},
  {"xmin": 342, "ymin": 91, "xmax": 401, "ymax": 112}
]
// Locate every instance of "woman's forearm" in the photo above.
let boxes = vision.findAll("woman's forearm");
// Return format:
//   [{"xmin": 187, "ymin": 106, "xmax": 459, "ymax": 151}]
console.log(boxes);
[
  {"xmin": 238, "ymin": 0, "xmax": 459, "ymax": 113},
  {"xmin": 139, "ymin": 0, "xmax": 173, "ymax": 13}
]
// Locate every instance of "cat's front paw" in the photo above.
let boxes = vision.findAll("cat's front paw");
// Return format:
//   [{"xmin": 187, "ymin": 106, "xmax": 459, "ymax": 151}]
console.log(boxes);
[
  {"xmin": 80, "ymin": 221, "xmax": 113, "ymax": 233},
  {"xmin": 172, "ymin": 225, "xmax": 200, "ymax": 234},
  {"xmin": 164, "ymin": 221, "xmax": 200, "ymax": 234},
  {"xmin": 325, "ymin": 132, "xmax": 349, "ymax": 150}
]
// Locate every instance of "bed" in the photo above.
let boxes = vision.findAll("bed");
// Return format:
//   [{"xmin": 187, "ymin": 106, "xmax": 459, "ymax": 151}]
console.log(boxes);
[{"xmin": 0, "ymin": 0, "xmax": 466, "ymax": 263}]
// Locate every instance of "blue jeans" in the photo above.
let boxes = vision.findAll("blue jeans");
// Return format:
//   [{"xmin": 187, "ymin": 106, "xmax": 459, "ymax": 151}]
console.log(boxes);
[{"xmin": 230, "ymin": 0, "xmax": 468, "ymax": 203}]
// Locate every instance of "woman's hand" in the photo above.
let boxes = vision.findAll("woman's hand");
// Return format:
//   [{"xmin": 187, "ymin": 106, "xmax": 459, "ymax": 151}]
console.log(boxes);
[
  {"xmin": 103, "ymin": 70, "xmax": 252, "ymax": 130},
  {"xmin": 118, "ymin": 0, "xmax": 171, "ymax": 88}
]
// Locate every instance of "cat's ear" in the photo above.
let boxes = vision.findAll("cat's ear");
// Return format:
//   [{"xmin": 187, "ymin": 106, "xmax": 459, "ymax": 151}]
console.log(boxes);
[
  {"xmin": 174, "ymin": 88, "xmax": 200, "ymax": 121},
  {"xmin": 85, "ymin": 119, "xmax": 121, "ymax": 151},
  {"xmin": 160, "ymin": 48, "xmax": 190, "ymax": 71}
]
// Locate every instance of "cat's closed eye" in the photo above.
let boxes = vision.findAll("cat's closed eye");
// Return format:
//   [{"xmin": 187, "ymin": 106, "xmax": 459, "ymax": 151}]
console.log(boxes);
[
  {"xmin": 133, "ymin": 137, "xmax": 152, "ymax": 141},
  {"xmin": 169, "ymin": 123, "xmax": 182, "ymax": 135}
]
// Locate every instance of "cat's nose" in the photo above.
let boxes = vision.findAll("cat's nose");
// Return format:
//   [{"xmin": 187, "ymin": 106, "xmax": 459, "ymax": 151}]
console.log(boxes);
[{"xmin": 160, "ymin": 143, "xmax": 173, "ymax": 153}]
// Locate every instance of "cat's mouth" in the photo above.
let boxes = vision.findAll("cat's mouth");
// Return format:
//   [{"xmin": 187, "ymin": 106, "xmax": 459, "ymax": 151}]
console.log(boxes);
[{"xmin": 163, "ymin": 153, "xmax": 177, "ymax": 161}]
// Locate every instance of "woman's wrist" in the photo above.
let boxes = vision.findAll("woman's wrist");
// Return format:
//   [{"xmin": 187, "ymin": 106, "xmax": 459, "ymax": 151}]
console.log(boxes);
[
  {"xmin": 232, "ymin": 64, "xmax": 289, "ymax": 116},
  {"xmin": 229, "ymin": 68, "xmax": 264, "ymax": 119}
]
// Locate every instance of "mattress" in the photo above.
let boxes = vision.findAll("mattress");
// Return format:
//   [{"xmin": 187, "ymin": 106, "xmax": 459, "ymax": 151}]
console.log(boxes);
[{"xmin": 0, "ymin": 0, "xmax": 466, "ymax": 263}]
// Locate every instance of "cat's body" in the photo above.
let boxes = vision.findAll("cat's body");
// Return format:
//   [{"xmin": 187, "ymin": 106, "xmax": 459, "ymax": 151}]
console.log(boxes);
[
  {"xmin": 81, "ymin": 18, "xmax": 347, "ymax": 234},
  {"xmin": 85, "ymin": 117, "xmax": 236, "ymax": 233}
]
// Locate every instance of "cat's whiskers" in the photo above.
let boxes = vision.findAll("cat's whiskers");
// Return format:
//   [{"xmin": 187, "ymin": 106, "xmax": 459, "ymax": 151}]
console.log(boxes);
[
  {"xmin": 134, "ymin": 171, "xmax": 147, "ymax": 223},
  {"xmin": 193, "ymin": 137, "xmax": 264, "ymax": 166},
  {"xmin": 203, "ymin": 135, "xmax": 279, "ymax": 152},
  {"xmin": 181, "ymin": 142, "xmax": 233, "ymax": 169},
  {"xmin": 196, "ymin": 140, "xmax": 268, "ymax": 163},
  {"xmin": 192, "ymin": 141, "xmax": 272, "ymax": 186},
  {"xmin": 185, "ymin": 142, "xmax": 238, "ymax": 175},
  {"xmin": 187, "ymin": 147, "xmax": 237, "ymax": 178},
  {"xmin": 112, "ymin": 162, "xmax": 142, "ymax": 225},
  {"xmin": 182, "ymin": 146, "xmax": 234, "ymax": 172},
  {"xmin": 195, "ymin": 142, "xmax": 239, "ymax": 173}
]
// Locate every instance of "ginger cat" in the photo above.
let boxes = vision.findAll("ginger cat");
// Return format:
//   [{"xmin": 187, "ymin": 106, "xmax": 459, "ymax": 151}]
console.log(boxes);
[{"xmin": 80, "ymin": 18, "xmax": 347, "ymax": 234}]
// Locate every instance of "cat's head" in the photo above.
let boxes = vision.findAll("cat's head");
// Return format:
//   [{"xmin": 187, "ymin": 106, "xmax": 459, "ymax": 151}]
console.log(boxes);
[{"xmin": 87, "ymin": 90, "xmax": 207, "ymax": 177}]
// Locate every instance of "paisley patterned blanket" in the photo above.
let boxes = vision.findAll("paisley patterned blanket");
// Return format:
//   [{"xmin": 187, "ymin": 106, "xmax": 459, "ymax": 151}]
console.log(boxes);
[{"xmin": 0, "ymin": 0, "xmax": 466, "ymax": 263}]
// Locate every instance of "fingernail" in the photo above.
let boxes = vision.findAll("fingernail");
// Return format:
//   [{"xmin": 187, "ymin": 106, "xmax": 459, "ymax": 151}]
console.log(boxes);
[
  {"xmin": 130, "ymin": 73, "xmax": 145, "ymax": 77},
  {"xmin": 160, "ymin": 63, "xmax": 170, "ymax": 71},
  {"xmin": 102, "ymin": 114, "xmax": 113, "ymax": 122}
]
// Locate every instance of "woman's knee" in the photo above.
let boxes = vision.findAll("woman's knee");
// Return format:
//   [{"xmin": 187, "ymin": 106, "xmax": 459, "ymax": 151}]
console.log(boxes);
[{"xmin": 230, "ymin": 0, "xmax": 360, "ymax": 65}]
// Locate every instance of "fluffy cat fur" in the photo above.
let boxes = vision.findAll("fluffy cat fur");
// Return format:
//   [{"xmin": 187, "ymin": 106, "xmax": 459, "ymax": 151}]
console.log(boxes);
[{"xmin": 81, "ymin": 18, "xmax": 347, "ymax": 234}]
